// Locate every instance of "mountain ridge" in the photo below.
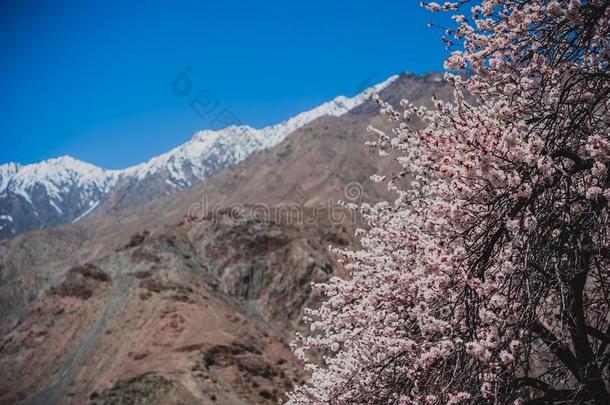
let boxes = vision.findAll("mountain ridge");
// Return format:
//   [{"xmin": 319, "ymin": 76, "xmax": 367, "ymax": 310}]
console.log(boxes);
[{"xmin": 0, "ymin": 75, "xmax": 399, "ymax": 239}]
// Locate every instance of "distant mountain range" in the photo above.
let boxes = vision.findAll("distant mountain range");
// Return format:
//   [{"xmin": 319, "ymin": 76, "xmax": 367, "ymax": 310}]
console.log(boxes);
[
  {"xmin": 0, "ymin": 72, "xmax": 454, "ymax": 404},
  {"xmin": 0, "ymin": 76, "xmax": 398, "ymax": 239}
]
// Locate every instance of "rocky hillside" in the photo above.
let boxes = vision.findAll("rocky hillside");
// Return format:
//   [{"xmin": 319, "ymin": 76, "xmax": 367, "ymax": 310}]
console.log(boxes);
[
  {"xmin": 0, "ymin": 72, "xmax": 453, "ymax": 404},
  {"xmin": 0, "ymin": 211, "xmax": 354, "ymax": 405}
]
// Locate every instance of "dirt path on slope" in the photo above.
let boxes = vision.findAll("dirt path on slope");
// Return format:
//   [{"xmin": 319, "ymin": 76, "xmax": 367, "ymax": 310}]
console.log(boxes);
[{"xmin": 24, "ymin": 272, "xmax": 133, "ymax": 405}]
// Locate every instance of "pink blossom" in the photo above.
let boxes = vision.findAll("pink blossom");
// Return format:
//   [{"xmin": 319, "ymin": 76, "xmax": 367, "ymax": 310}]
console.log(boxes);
[
  {"xmin": 426, "ymin": 2, "xmax": 441, "ymax": 12},
  {"xmin": 524, "ymin": 215, "xmax": 537, "ymax": 231},
  {"xmin": 592, "ymin": 162, "xmax": 606, "ymax": 178},
  {"xmin": 425, "ymin": 394, "xmax": 438, "ymax": 404},
  {"xmin": 499, "ymin": 350, "xmax": 514, "ymax": 365},
  {"xmin": 481, "ymin": 382, "xmax": 494, "ymax": 399},
  {"xmin": 586, "ymin": 135, "xmax": 610, "ymax": 160},
  {"xmin": 586, "ymin": 186, "xmax": 603, "ymax": 200},
  {"xmin": 447, "ymin": 392, "xmax": 471, "ymax": 404}
]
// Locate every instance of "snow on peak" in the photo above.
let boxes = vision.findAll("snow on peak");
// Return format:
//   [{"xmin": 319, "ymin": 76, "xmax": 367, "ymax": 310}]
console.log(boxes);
[
  {"xmin": 121, "ymin": 123, "xmax": 264, "ymax": 186},
  {"xmin": 254, "ymin": 74, "xmax": 399, "ymax": 147},
  {"xmin": 190, "ymin": 125, "xmax": 254, "ymax": 142},
  {"xmin": 0, "ymin": 162, "xmax": 22, "ymax": 191},
  {"xmin": 8, "ymin": 155, "xmax": 118, "ymax": 189},
  {"xmin": 119, "ymin": 74, "xmax": 399, "ymax": 186},
  {"xmin": 0, "ymin": 155, "xmax": 119, "ymax": 205},
  {"xmin": 1, "ymin": 74, "xmax": 399, "ymax": 221}
]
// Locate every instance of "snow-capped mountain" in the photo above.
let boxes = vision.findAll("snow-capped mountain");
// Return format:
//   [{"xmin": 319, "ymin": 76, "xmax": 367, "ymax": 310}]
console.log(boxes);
[
  {"xmin": 0, "ymin": 75, "xmax": 398, "ymax": 239},
  {"xmin": 121, "ymin": 74, "xmax": 398, "ymax": 187},
  {"xmin": 1, "ymin": 156, "xmax": 120, "ymax": 206},
  {"xmin": 0, "ymin": 156, "xmax": 120, "ymax": 239}
]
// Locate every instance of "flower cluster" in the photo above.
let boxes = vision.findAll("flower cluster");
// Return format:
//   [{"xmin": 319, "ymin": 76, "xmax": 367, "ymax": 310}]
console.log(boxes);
[{"xmin": 288, "ymin": 1, "xmax": 610, "ymax": 404}]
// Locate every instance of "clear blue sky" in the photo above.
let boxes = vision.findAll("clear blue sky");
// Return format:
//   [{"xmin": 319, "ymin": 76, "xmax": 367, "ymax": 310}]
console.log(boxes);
[{"xmin": 1, "ymin": 0, "xmax": 453, "ymax": 169}]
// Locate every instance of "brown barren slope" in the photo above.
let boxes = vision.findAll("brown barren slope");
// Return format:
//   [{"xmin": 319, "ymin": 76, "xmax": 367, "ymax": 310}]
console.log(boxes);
[{"xmin": 0, "ymin": 73, "xmax": 452, "ymax": 404}]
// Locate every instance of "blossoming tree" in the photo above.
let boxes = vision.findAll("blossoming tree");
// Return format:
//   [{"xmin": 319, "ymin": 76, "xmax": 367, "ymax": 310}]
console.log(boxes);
[{"xmin": 288, "ymin": 0, "xmax": 610, "ymax": 403}]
